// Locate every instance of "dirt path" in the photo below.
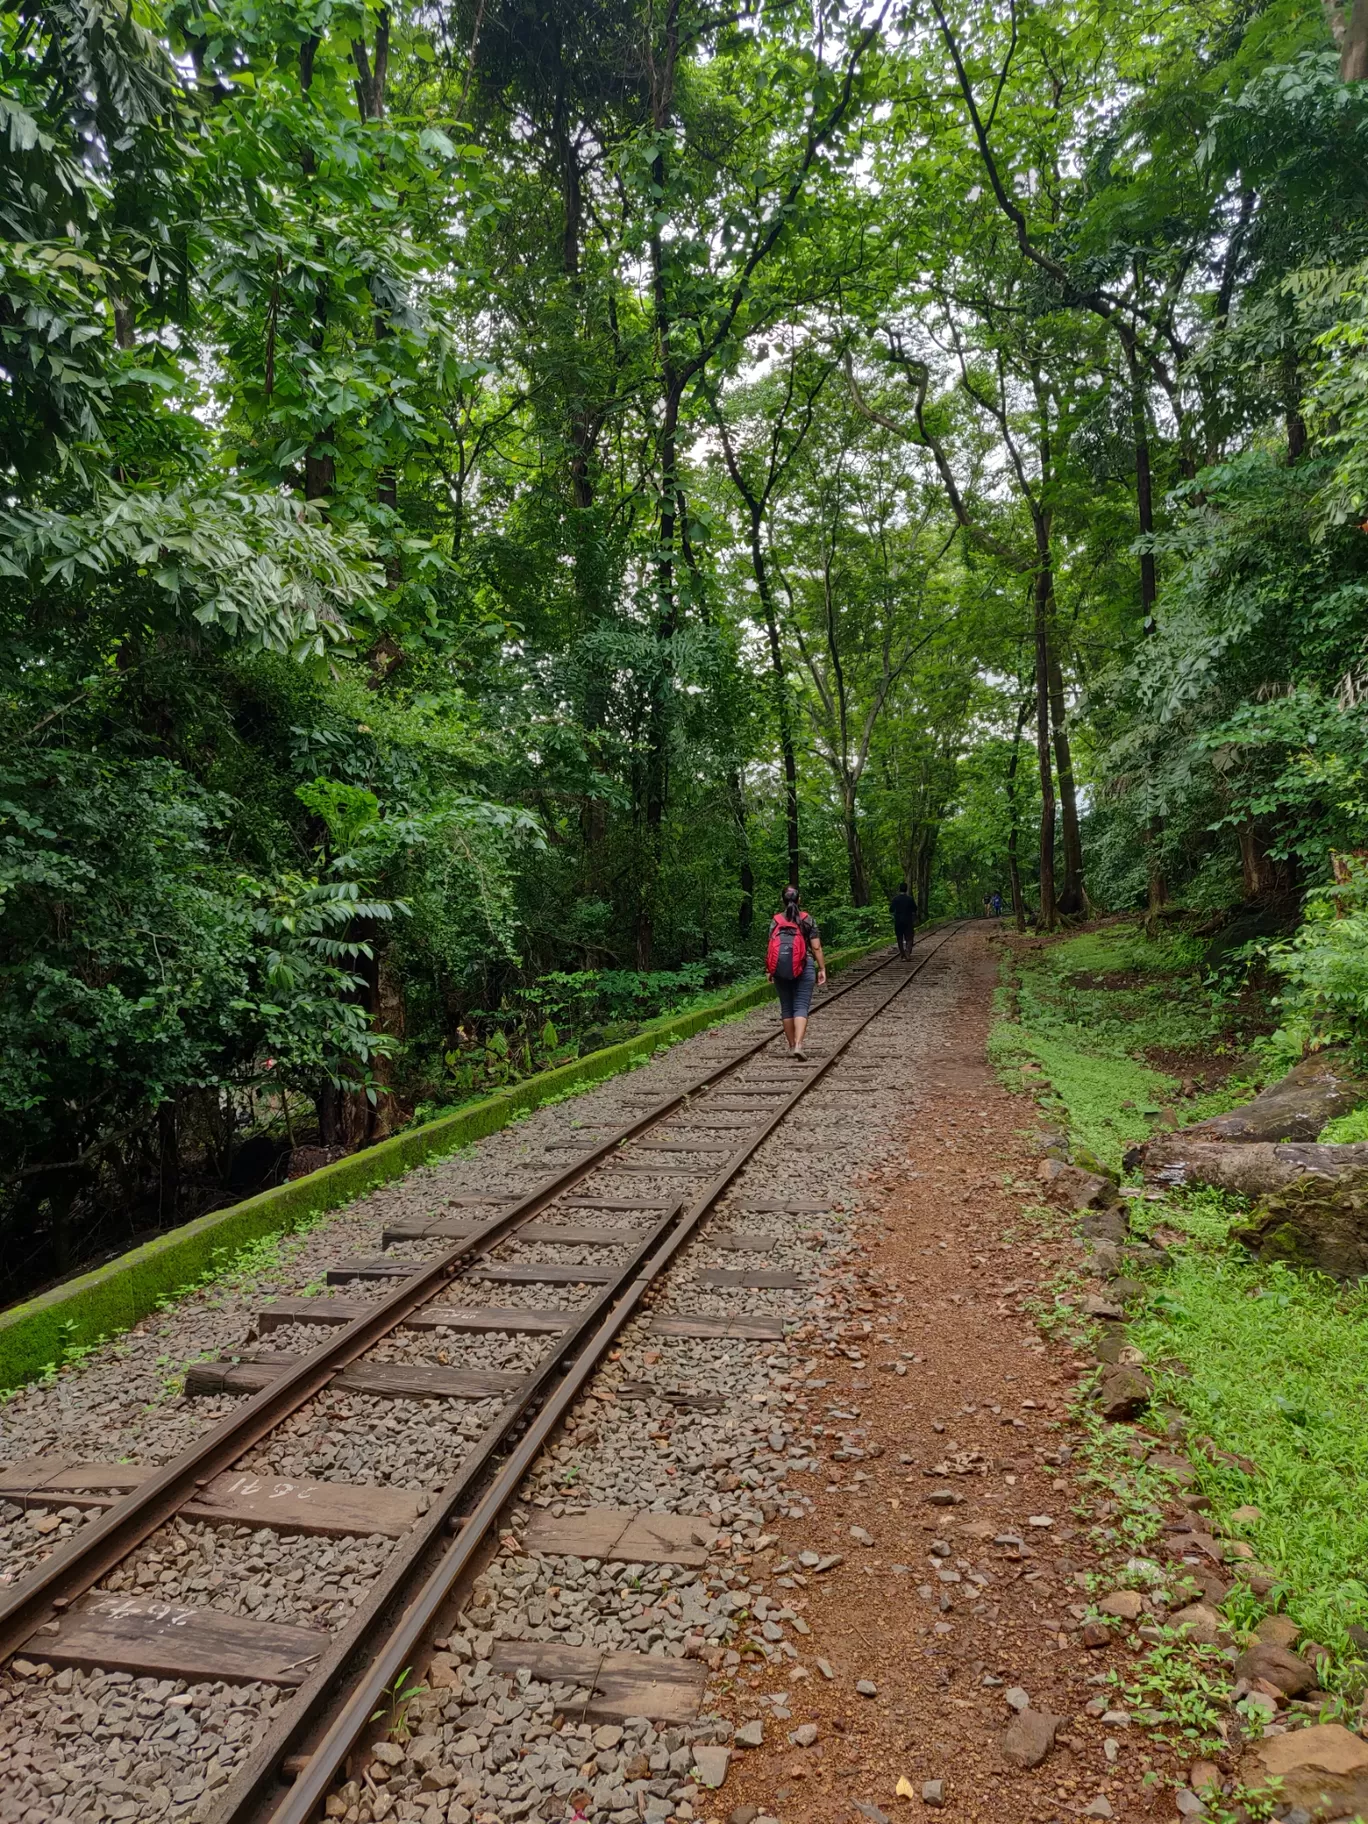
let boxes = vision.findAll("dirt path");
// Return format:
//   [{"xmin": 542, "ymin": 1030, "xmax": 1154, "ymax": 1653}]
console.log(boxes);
[{"xmin": 712, "ymin": 928, "xmax": 1180, "ymax": 1824}]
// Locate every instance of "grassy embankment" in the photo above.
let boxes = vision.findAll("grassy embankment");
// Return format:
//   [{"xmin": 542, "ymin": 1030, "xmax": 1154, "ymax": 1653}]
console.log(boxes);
[{"xmin": 997, "ymin": 920, "xmax": 1368, "ymax": 1690}]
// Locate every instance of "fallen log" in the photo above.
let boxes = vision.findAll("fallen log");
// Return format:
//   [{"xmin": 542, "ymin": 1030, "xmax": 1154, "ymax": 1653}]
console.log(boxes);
[
  {"xmin": 1139, "ymin": 1137, "xmax": 1368, "ymax": 1198},
  {"xmin": 1179, "ymin": 1050, "xmax": 1368, "ymax": 1144}
]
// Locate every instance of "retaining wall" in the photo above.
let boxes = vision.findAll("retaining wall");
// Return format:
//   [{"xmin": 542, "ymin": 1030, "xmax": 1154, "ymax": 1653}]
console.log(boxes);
[{"xmin": 0, "ymin": 940, "xmax": 892, "ymax": 1392}]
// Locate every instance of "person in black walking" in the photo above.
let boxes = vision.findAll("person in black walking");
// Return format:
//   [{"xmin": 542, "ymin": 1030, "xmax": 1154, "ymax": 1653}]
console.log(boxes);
[
  {"xmin": 767, "ymin": 884, "xmax": 826, "ymax": 1058},
  {"xmin": 889, "ymin": 882, "xmax": 917, "ymax": 958}
]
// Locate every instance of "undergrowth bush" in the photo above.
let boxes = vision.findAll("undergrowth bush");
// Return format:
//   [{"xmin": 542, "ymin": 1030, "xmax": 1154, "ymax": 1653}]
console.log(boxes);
[{"xmin": 1269, "ymin": 860, "xmax": 1368, "ymax": 1064}]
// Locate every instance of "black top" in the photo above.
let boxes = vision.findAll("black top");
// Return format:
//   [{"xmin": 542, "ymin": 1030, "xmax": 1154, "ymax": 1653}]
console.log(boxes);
[{"xmin": 889, "ymin": 891, "xmax": 917, "ymax": 928}]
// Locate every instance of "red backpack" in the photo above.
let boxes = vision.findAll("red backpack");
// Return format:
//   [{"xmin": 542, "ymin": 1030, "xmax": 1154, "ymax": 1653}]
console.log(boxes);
[{"xmin": 766, "ymin": 914, "xmax": 808, "ymax": 983}]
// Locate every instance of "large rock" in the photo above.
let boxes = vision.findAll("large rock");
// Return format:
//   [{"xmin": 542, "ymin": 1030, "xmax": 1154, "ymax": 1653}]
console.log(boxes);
[
  {"xmin": 1242, "ymin": 1723, "xmax": 1368, "ymax": 1820},
  {"xmin": 999, "ymin": 1708, "xmax": 1058, "ymax": 1769},
  {"xmin": 1096, "ymin": 1364, "xmax": 1151, "ymax": 1421},
  {"xmin": 1233, "ymin": 1169, "xmax": 1368, "ymax": 1280},
  {"xmin": 1140, "ymin": 1138, "xmax": 1368, "ymax": 1199},
  {"xmin": 1183, "ymin": 1051, "xmax": 1368, "ymax": 1143},
  {"xmin": 1233, "ymin": 1641, "xmax": 1315, "ymax": 1697},
  {"xmin": 1047, "ymin": 1165, "xmax": 1123, "ymax": 1213}
]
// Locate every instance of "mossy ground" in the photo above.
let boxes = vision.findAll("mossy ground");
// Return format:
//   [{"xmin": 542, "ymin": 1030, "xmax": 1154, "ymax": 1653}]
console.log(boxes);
[{"xmin": 997, "ymin": 918, "xmax": 1368, "ymax": 1699}]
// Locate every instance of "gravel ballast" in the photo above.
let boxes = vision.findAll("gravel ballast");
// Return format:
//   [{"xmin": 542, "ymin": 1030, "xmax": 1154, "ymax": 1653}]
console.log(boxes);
[{"xmin": 0, "ymin": 942, "xmax": 966, "ymax": 1824}]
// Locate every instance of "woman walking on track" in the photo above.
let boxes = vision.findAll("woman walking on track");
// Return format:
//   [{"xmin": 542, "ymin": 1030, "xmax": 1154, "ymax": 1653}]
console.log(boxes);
[{"xmin": 766, "ymin": 884, "xmax": 826, "ymax": 1059}]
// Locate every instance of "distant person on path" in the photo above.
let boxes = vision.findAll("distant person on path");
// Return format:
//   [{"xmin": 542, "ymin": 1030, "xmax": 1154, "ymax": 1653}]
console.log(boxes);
[
  {"xmin": 766, "ymin": 884, "xmax": 826, "ymax": 1059},
  {"xmin": 889, "ymin": 882, "xmax": 917, "ymax": 958},
  {"xmin": 990, "ymin": 890, "xmax": 1003, "ymax": 917}
]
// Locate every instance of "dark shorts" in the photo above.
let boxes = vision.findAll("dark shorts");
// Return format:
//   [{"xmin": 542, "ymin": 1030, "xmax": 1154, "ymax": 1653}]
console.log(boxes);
[{"xmin": 775, "ymin": 957, "xmax": 816, "ymax": 1021}]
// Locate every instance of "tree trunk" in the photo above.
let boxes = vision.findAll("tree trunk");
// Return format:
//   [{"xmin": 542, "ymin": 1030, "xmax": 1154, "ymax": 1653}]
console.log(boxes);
[
  {"xmin": 1236, "ymin": 820, "xmax": 1284, "ymax": 900},
  {"xmin": 1145, "ymin": 822, "xmax": 1168, "ymax": 927},
  {"xmin": 1119, "ymin": 326, "xmax": 1158, "ymax": 625},
  {"xmin": 911, "ymin": 821, "xmax": 938, "ymax": 919},
  {"xmin": 731, "ymin": 772, "xmax": 754, "ymax": 936},
  {"xmin": 1284, "ymin": 346, "xmax": 1308, "ymax": 461},
  {"xmin": 1006, "ymin": 688, "xmax": 1032, "ymax": 932},
  {"xmin": 1136, "ymin": 1136, "xmax": 1368, "ymax": 1199},
  {"xmin": 299, "ymin": 37, "xmax": 334, "ymax": 504},
  {"xmin": 1046, "ymin": 622, "xmax": 1085, "ymax": 915},
  {"xmin": 1340, "ymin": 0, "xmax": 1368, "ymax": 80},
  {"xmin": 842, "ymin": 780, "xmax": 869, "ymax": 906},
  {"xmin": 157, "ymin": 1100, "xmax": 180, "ymax": 1225},
  {"xmin": 1032, "ymin": 569, "xmax": 1058, "ymax": 930},
  {"xmin": 751, "ymin": 528, "xmax": 801, "ymax": 888},
  {"xmin": 638, "ymin": 4, "xmax": 681, "ymax": 972}
]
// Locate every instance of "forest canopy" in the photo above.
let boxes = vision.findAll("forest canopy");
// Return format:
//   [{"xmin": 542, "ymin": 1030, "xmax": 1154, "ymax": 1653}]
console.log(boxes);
[{"xmin": 4, "ymin": 0, "xmax": 1367, "ymax": 1296}]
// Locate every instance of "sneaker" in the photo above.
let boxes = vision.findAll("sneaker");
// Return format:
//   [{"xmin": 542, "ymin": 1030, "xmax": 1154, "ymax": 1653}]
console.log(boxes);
[{"xmin": 793, "ymin": 1045, "xmax": 806, "ymax": 1060}]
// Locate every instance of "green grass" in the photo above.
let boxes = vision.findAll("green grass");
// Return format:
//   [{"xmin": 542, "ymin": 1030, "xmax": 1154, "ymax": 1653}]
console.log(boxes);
[
  {"xmin": 1127, "ymin": 1186, "xmax": 1368, "ymax": 1674},
  {"xmin": 995, "ymin": 925, "xmax": 1368, "ymax": 1690},
  {"xmin": 993, "ymin": 920, "xmax": 1267, "ymax": 1168},
  {"xmin": 1320, "ymin": 1105, "xmax": 1368, "ymax": 1142}
]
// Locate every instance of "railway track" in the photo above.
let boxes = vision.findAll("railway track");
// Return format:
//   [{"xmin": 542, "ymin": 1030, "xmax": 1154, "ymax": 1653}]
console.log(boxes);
[{"xmin": 0, "ymin": 929, "xmax": 961, "ymax": 1824}]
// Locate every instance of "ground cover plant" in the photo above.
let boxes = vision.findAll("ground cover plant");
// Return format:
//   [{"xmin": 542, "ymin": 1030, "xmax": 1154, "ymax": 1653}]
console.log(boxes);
[
  {"xmin": 999, "ymin": 923, "xmax": 1368, "ymax": 1706},
  {"xmin": 991, "ymin": 922, "xmax": 1269, "ymax": 1168}
]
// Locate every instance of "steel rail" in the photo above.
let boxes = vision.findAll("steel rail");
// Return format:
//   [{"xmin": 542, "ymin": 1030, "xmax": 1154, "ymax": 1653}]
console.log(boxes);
[
  {"xmin": 0, "ymin": 941, "xmax": 910, "ymax": 1659},
  {"xmin": 222, "ymin": 927, "xmax": 961, "ymax": 1824}
]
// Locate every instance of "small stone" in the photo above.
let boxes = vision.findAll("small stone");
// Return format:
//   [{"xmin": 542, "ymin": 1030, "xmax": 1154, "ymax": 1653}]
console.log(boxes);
[
  {"xmin": 1004, "ymin": 1686, "xmax": 1030, "ymax": 1712},
  {"xmin": 927, "ymin": 1489, "xmax": 963, "ymax": 1506},
  {"xmin": 999, "ymin": 1708, "xmax": 1058, "ymax": 1769},
  {"xmin": 816, "ymin": 1658, "xmax": 835, "ymax": 1680},
  {"xmin": 1230, "ymin": 1504, "xmax": 1261, "ymax": 1524},
  {"xmin": 1083, "ymin": 1799, "xmax": 1114, "ymax": 1819},
  {"xmin": 1081, "ymin": 1620, "xmax": 1110, "ymax": 1649},
  {"xmin": 855, "ymin": 1678, "xmax": 878, "ymax": 1697},
  {"xmin": 1026, "ymin": 1514, "xmax": 1053, "ymax": 1528},
  {"xmin": 1098, "ymin": 1590, "xmax": 1143, "ymax": 1621},
  {"xmin": 734, "ymin": 1720, "xmax": 764, "ymax": 1748},
  {"xmin": 922, "ymin": 1779, "xmax": 945, "ymax": 1806},
  {"xmin": 798, "ymin": 1551, "xmax": 821, "ymax": 1568},
  {"xmin": 371, "ymin": 1742, "xmax": 405, "ymax": 1767},
  {"xmin": 692, "ymin": 1745, "xmax": 731, "ymax": 1789},
  {"xmin": 1175, "ymin": 1791, "xmax": 1205, "ymax": 1817},
  {"xmin": 789, "ymin": 1723, "xmax": 818, "ymax": 1748},
  {"xmin": 850, "ymin": 1525, "xmax": 874, "ymax": 1546},
  {"xmin": 729, "ymin": 1808, "xmax": 760, "ymax": 1824},
  {"xmin": 1189, "ymin": 1760, "xmax": 1221, "ymax": 1796},
  {"xmin": 593, "ymin": 1724, "xmax": 624, "ymax": 1750},
  {"xmin": 1082, "ymin": 1293, "xmax": 1123, "ymax": 1319}
]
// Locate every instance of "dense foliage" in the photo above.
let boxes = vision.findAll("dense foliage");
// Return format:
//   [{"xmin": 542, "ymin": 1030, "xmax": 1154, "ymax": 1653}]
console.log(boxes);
[{"xmin": 4, "ymin": 0, "xmax": 1367, "ymax": 1293}]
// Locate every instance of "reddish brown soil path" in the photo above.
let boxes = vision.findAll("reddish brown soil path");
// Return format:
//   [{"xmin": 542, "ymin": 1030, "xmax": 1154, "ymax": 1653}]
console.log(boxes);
[{"xmin": 708, "ymin": 930, "xmax": 1181, "ymax": 1824}]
